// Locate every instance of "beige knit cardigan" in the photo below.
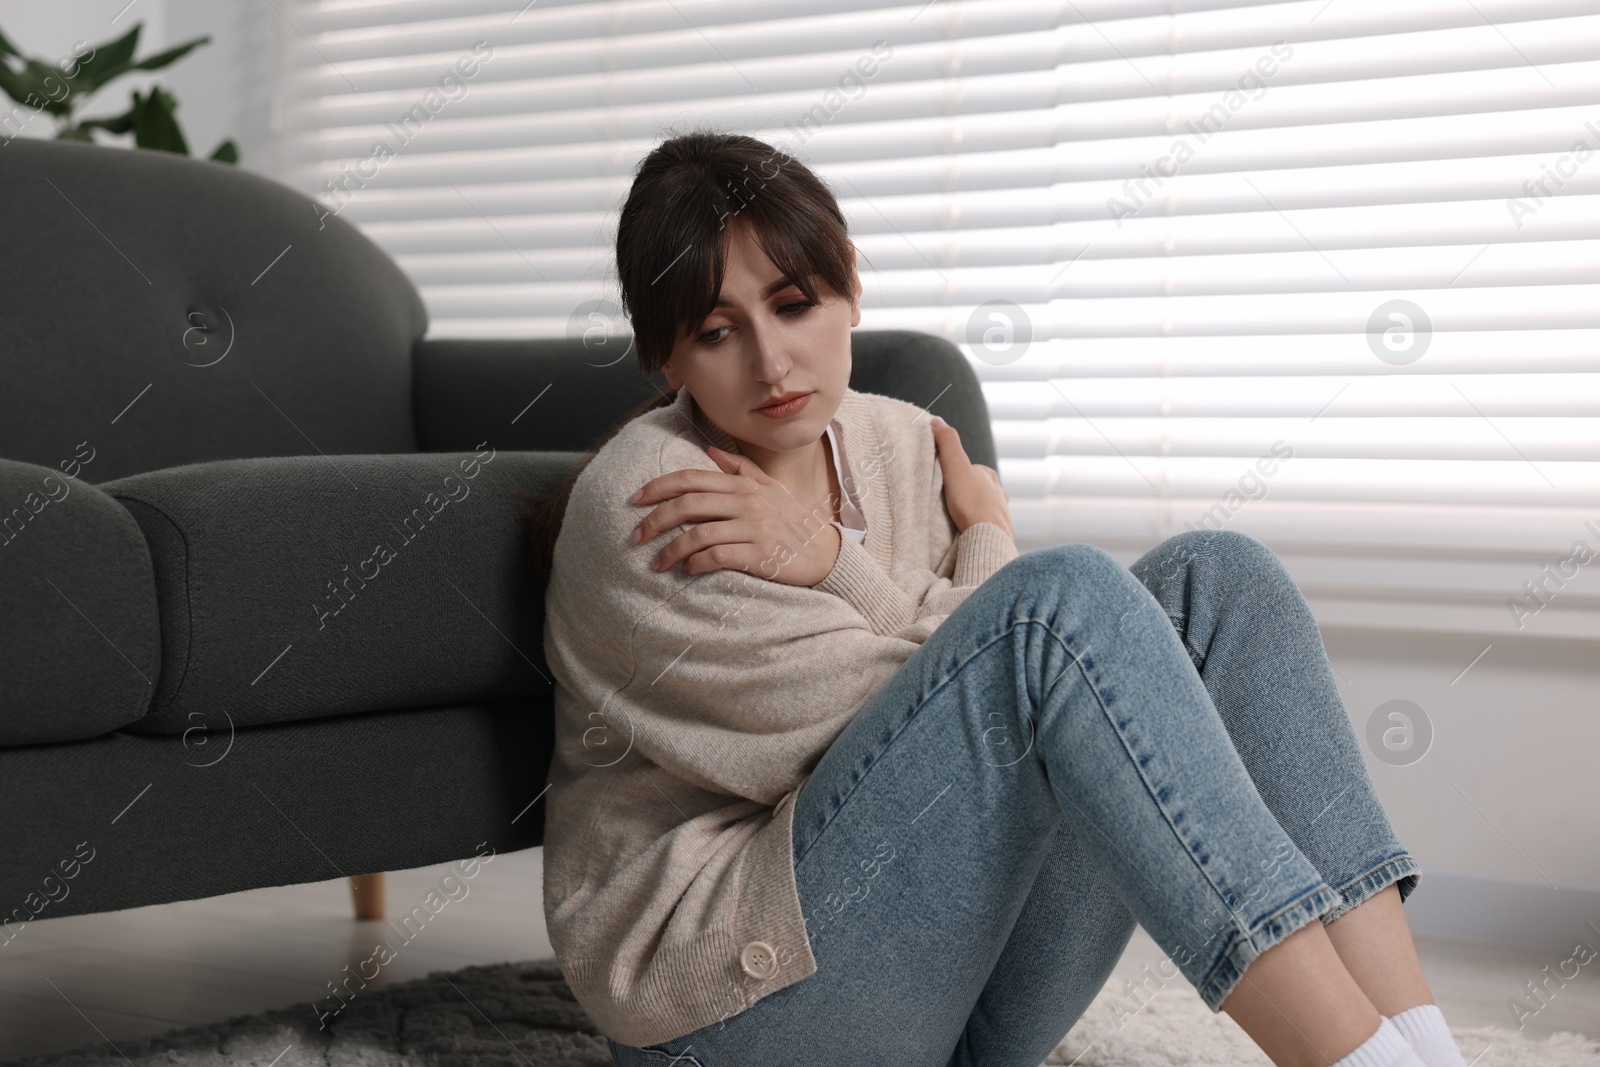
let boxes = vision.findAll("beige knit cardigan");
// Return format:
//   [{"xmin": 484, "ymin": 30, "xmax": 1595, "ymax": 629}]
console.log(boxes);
[{"xmin": 541, "ymin": 383, "xmax": 1018, "ymax": 1047}]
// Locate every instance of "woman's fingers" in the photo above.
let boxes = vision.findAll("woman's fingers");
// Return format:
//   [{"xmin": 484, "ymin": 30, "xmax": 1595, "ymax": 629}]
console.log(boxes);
[
  {"xmin": 672, "ymin": 523, "xmax": 837, "ymax": 580},
  {"xmin": 930, "ymin": 421, "xmax": 972, "ymax": 469},
  {"xmin": 652, "ymin": 515, "xmax": 824, "ymax": 575},
  {"xmin": 651, "ymin": 519, "xmax": 756, "ymax": 573},
  {"xmin": 632, "ymin": 467, "xmax": 744, "ymax": 506},
  {"xmin": 631, "ymin": 446, "xmax": 838, "ymax": 585},
  {"xmin": 708, "ymin": 445, "xmax": 775, "ymax": 485},
  {"xmin": 931, "ymin": 418, "xmax": 1013, "ymax": 535},
  {"xmin": 632, "ymin": 490, "xmax": 743, "ymax": 544},
  {"xmin": 631, "ymin": 449, "xmax": 771, "ymax": 518}
]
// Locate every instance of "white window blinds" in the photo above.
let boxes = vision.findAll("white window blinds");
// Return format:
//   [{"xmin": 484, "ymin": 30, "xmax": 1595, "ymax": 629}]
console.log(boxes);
[{"xmin": 274, "ymin": 0, "xmax": 1600, "ymax": 638}]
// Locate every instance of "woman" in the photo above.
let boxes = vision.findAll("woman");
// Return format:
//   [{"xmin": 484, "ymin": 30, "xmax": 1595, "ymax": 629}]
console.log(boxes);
[{"xmin": 526, "ymin": 130, "xmax": 1465, "ymax": 1067}]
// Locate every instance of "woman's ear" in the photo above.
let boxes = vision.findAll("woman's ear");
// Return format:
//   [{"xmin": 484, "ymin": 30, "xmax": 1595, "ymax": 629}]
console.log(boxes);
[{"xmin": 662, "ymin": 360, "xmax": 680, "ymax": 389}]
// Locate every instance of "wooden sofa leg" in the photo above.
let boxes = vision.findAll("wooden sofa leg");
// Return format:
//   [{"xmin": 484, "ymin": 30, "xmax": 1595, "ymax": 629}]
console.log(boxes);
[{"xmin": 350, "ymin": 872, "xmax": 385, "ymax": 919}]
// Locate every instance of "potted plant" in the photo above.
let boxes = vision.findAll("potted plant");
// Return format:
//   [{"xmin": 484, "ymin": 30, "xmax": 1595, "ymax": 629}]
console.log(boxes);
[{"xmin": 0, "ymin": 21, "xmax": 237, "ymax": 162}]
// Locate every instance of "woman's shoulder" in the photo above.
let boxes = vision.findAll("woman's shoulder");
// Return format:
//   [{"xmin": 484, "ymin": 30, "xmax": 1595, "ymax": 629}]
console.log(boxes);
[{"xmin": 565, "ymin": 399, "xmax": 714, "ymax": 531}]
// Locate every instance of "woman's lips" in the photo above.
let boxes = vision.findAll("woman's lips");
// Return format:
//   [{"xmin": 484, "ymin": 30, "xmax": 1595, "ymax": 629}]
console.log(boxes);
[{"xmin": 754, "ymin": 391, "xmax": 813, "ymax": 418}]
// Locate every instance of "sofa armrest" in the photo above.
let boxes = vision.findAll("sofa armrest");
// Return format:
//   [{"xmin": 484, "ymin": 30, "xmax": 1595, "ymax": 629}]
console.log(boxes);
[
  {"xmin": 0, "ymin": 457, "xmax": 161, "ymax": 746},
  {"xmin": 100, "ymin": 448, "xmax": 577, "ymax": 734}
]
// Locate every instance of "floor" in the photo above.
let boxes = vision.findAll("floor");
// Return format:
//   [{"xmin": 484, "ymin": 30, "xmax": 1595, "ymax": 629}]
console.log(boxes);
[{"xmin": 1, "ymin": 848, "xmax": 1595, "ymax": 1062}]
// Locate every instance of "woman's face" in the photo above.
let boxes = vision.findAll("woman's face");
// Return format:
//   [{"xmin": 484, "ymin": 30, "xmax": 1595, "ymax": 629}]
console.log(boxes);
[{"xmin": 660, "ymin": 219, "xmax": 861, "ymax": 466}]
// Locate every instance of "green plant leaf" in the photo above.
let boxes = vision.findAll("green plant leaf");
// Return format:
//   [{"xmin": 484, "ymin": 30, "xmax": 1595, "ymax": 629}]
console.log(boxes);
[
  {"xmin": 0, "ymin": 58, "xmax": 31, "ymax": 107},
  {"xmin": 0, "ymin": 22, "xmax": 229, "ymax": 151},
  {"xmin": 0, "ymin": 54, "xmax": 77, "ymax": 115},
  {"xmin": 0, "ymin": 27, "xmax": 97, "ymax": 114},
  {"xmin": 127, "ymin": 35, "xmax": 210, "ymax": 74},
  {"xmin": 130, "ymin": 85, "xmax": 189, "ymax": 155},
  {"xmin": 75, "ymin": 104, "xmax": 137, "ymax": 135},
  {"xmin": 68, "ymin": 26, "xmax": 209, "ymax": 98},
  {"xmin": 68, "ymin": 23, "xmax": 142, "ymax": 95}
]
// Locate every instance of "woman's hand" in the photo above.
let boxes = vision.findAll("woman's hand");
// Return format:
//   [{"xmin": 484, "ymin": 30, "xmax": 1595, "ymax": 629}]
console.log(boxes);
[
  {"xmin": 930, "ymin": 415, "xmax": 1014, "ymax": 537},
  {"xmin": 629, "ymin": 445, "xmax": 842, "ymax": 586}
]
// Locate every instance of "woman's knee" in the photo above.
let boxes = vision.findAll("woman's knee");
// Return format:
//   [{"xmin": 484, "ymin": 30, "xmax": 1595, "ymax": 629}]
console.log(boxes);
[
  {"xmin": 979, "ymin": 543, "xmax": 1158, "ymax": 633},
  {"xmin": 1002, "ymin": 542, "xmax": 1127, "ymax": 587},
  {"xmin": 1135, "ymin": 528, "xmax": 1282, "ymax": 585},
  {"xmin": 988, "ymin": 543, "xmax": 1146, "ymax": 619}
]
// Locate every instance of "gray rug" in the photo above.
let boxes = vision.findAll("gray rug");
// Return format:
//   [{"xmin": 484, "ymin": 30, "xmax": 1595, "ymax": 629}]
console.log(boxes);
[
  {"xmin": 7, "ymin": 957, "xmax": 1595, "ymax": 1066},
  {"xmin": 1, "ymin": 960, "xmax": 611, "ymax": 1067}
]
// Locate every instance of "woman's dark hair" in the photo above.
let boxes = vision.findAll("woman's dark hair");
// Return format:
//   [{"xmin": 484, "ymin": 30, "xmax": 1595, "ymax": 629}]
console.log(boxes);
[{"xmin": 519, "ymin": 126, "xmax": 860, "ymax": 593}]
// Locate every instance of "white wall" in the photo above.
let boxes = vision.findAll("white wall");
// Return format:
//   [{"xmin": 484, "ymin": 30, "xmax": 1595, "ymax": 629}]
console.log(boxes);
[{"xmin": 1320, "ymin": 626, "xmax": 1600, "ymax": 947}]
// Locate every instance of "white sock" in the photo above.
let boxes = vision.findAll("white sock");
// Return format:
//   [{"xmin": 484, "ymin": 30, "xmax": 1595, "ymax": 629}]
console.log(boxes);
[
  {"xmin": 1331, "ymin": 1016, "xmax": 1428, "ymax": 1067},
  {"xmin": 1388, "ymin": 1003, "xmax": 1469, "ymax": 1067}
]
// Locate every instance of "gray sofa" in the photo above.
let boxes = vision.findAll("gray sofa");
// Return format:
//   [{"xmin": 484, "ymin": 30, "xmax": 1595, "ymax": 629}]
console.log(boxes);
[{"xmin": 0, "ymin": 137, "xmax": 998, "ymax": 927}]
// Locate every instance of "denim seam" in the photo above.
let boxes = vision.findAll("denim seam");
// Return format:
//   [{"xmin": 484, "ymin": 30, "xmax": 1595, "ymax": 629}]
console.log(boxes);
[
  {"xmin": 792, "ymin": 614, "xmax": 1033, "ymax": 869},
  {"xmin": 794, "ymin": 611, "xmax": 1106, "ymax": 869},
  {"xmin": 1321, "ymin": 853, "xmax": 1422, "ymax": 922},
  {"xmin": 785, "ymin": 596, "xmax": 1345, "ymax": 1017},
  {"xmin": 1196, "ymin": 881, "xmax": 1344, "ymax": 1010},
  {"xmin": 1022, "ymin": 615, "xmax": 1260, "ymax": 952},
  {"xmin": 796, "ymin": 612, "xmax": 1257, "ymax": 962},
  {"xmin": 1020, "ymin": 608, "xmax": 1344, "ymax": 984}
]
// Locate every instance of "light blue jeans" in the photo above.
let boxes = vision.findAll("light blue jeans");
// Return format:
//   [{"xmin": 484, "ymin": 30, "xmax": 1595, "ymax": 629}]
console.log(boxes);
[{"xmin": 608, "ymin": 531, "xmax": 1421, "ymax": 1066}]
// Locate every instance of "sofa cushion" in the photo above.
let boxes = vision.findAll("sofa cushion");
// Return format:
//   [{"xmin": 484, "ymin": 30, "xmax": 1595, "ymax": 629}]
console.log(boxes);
[
  {"xmin": 102, "ymin": 449, "xmax": 576, "ymax": 733},
  {"xmin": 0, "ymin": 459, "xmax": 160, "ymax": 746}
]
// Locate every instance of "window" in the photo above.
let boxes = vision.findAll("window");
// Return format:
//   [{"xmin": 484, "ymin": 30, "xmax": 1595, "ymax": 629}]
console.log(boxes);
[{"xmin": 275, "ymin": 0, "xmax": 1600, "ymax": 637}]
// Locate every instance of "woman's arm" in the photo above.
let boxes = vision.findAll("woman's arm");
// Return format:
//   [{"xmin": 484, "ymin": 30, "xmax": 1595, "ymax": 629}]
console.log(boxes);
[
  {"xmin": 548, "ymin": 446, "xmax": 937, "ymax": 808},
  {"xmin": 816, "ymin": 515, "xmax": 1016, "ymax": 643}
]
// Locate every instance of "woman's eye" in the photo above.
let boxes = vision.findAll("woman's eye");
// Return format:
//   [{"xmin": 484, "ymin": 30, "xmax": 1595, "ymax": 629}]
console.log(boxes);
[{"xmin": 696, "ymin": 302, "xmax": 816, "ymax": 346}]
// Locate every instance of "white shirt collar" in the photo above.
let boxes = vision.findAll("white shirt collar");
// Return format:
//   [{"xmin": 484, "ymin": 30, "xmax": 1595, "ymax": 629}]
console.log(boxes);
[{"xmin": 825, "ymin": 421, "xmax": 868, "ymax": 541}]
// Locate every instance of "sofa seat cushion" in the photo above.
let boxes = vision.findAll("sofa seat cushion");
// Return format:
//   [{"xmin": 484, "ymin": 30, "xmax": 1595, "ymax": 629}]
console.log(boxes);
[{"xmin": 102, "ymin": 449, "xmax": 578, "ymax": 733}]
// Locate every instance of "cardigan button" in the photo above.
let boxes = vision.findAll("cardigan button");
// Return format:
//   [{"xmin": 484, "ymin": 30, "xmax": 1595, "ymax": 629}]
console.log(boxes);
[{"xmin": 739, "ymin": 940, "xmax": 779, "ymax": 980}]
